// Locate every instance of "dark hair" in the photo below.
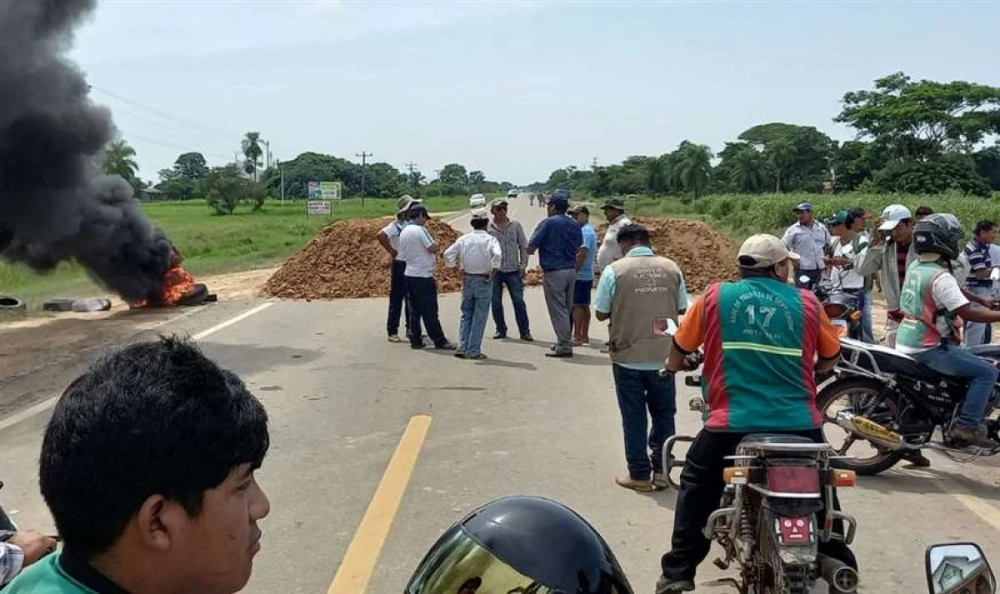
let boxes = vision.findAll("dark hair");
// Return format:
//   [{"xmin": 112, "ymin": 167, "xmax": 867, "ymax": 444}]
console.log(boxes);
[
  {"xmin": 915, "ymin": 206, "xmax": 934, "ymax": 218},
  {"xmin": 409, "ymin": 205, "xmax": 429, "ymax": 219},
  {"xmin": 975, "ymin": 220, "xmax": 997, "ymax": 236},
  {"xmin": 40, "ymin": 336, "xmax": 269, "ymax": 559},
  {"xmin": 616, "ymin": 223, "xmax": 650, "ymax": 246},
  {"xmin": 551, "ymin": 202, "xmax": 569, "ymax": 214},
  {"xmin": 739, "ymin": 265, "xmax": 779, "ymax": 279},
  {"xmin": 848, "ymin": 207, "xmax": 866, "ymax": 220},
  {"xmin": 470, "ymin": 218, "xmax": 488, "ymax": 230}
]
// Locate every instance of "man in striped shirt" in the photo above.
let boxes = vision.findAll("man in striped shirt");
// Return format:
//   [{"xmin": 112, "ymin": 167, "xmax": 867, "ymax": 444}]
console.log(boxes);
[{"xmin": 963, "ymin": 220, "xmax": 998, "ymax": 346}]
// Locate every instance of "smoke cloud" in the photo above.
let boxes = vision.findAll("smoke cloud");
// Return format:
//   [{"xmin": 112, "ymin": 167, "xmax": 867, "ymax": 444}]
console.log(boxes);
[{"xmin": 0, "ymin": 0, "xmax": 172, "ymax": 302}]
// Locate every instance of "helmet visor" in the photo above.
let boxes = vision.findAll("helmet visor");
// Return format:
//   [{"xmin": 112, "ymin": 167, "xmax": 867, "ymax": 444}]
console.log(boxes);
[{"xmin": 405, "ymin": 525, "xmax": 630, "ymax": 594}]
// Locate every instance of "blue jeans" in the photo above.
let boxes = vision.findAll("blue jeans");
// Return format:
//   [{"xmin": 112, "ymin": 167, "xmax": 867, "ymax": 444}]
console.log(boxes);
[
  {"xmin": 491, "ymin": 271, "xmax": 530, "ymax": 336},
  {"xmin": 612, "ymin": 364, "xmax": 677, "ymax": 480},
  {"xmin": 964, "ymin": 285, "xmax": 993, "ymax": 347},
  {"xmin": 914, "ymin": 344, "xmax": 998, "ymax": 429},
  {"xmin": 459, "ymin": 274, "xmax": 493, "ymax": 356},
  {"xmin": 861, "ymin": 290, "xmax": 875, "ymax": 343}
]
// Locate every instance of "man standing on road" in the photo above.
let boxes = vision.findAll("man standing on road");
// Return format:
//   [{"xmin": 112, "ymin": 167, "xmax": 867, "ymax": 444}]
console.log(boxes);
[
  {"xmin": 445, "ymin": 209, "xmax": 502, "ymax": 360},
  {"xmin": 963, "ymin": 220, "xmax": 998, "ymax": 346},
  {"xmin": 826, "ymin": 210, "xmax": 867, "ymax": 332},
  {"xmin": 377, "ymin": 195, "xmax": 420, "ymax": 343},
  {"xmin": 570, "ymin": 204, "xmax": 597, "ymax": 346},
  {"xmin": 781, "ymin": 202, "xmax": 830, "ymax": 289},
  {"xmin": 528, "ymin": 189, "xmax": 583, "ymax": 358},
  {"xmin": 399, "ymin": 205, "xmax": 457, "ymax": 351},
  {"xmin": 594, "ymin": 224, "xmax": 687, "ymax": 492},
  {"xmin": 848, "ymin": 207, "xmax": 875, "ymax": 342},
  {"xmin": 596, "ymin": 197, "xmax": 632, "ymax": 274},
  {"xmin": 487, "ymin": 198, "xmax": 532, "ymax": 341}
]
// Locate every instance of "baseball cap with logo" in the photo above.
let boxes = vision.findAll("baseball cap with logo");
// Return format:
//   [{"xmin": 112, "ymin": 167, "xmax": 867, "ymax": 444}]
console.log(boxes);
[
  {"xmin": 878, "ymin": 204, "xmax": 912, "ymax": 231},
  {"xmin": 396, "ymin": 195, "xmax": 422, "ymax": 214},
  {"xmin": 471, "ymin": 208, "xmax": 489, "ymax": 221},
  {"xmin": 824, "ymin": 209, "xmax": 851, "ymax": 226},
  {"xmin": 738, "ymin": 234, "xmax": 800, "ymax": 268}
]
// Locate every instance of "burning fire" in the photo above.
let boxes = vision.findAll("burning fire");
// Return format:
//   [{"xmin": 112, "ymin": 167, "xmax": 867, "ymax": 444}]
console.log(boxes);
[{"xmin": 130, "ymin": 246, "xmax": 198, "ymax": 308}]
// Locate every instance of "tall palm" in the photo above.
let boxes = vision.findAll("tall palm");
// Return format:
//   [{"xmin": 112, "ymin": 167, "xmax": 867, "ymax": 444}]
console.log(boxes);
[
  {"xmin": 675, "ymin": 144, "xmax": 713, "ymax": 198},
  {"xmin": 765, "ymin": 138, "xmax": 795, "ymax": 192},
  {"xmin": 241, "ymin": 132, "xmax": 263, "ymax": 181},
  {"xmin": 101, "ymin": 139, "xmax": 139, "ymax": 184},
  {"xmin": 645, "ymin": 155, "xmax": 670, "ymax": 194},
  {"xmin": 731, "ymin": 148, "xmax": 767, "ymax": 193}
]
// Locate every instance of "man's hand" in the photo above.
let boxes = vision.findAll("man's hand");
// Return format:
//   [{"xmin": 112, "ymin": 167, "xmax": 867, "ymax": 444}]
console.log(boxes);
[
  {"xmin": 10, "ymin": 530, "xmax": 57, "ymax": 566},
  {"xmin": 870, "ymin": 222, "xmax": 886, "ymax": 246},
  {"xmin": 520, "ymin": 268, "xmax": 526, "ymax": 281},
  {"xmin": 390, "ymin": 248, "xmax": 398, "ymax": 260}
]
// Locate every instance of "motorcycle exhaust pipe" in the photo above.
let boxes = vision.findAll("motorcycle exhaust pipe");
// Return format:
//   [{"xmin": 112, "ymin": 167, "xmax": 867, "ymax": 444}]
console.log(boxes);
[
  {"xmin": 834, "ymin": 411, "xmax": 905, "ymax": 451},
  {"xmin": 819, "ymin": 555, "xmax": 859, "ymax": 594}
]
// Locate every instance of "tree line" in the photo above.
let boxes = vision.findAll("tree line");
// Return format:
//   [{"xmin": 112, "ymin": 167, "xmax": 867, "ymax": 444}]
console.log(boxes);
[{"xmin": 531, "ymin": 72, "xmax": 1000, "ymax": 198}]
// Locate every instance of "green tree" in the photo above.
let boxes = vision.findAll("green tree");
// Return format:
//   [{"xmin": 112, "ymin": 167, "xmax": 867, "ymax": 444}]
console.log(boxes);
[
  {"xmin": 202, "ymin": 165, "xmax": 245, "ymax": 215},
  {"xmin": 101, "ymin": 139, "xmax": 139, "ymax": 185},
  {"xmin": 765, "ymin": 138, "xmax": 795, "ymax": 192},
  {"xmin": 729, "ymin": 147, "xmax": 768, "ymax": 193},
  {"xmin": 645, "ymin": 155, "xmax": 671, "ymax": 194},
  {"xmin": 974, "ymin": 144, "xmax": 1000, "ymax": 190},
  {"xmin": 674, "ymin": 143, "xmax": 713, "ymax": 198},
  {"xmin": 241, "ymin": 132, "xmax": 264, "ymax": 181},
  {"xmin": 173, "ymin": 152, "xmax": 209, "ymax": 181},
  {"xmin": 438, "ymin": 163, "xmax": 469, "ymax": 195}
]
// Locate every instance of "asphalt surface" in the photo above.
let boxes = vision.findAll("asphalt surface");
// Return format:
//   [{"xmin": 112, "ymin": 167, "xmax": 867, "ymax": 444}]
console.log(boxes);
[{"xmin": 2, "ymin": 196, "xmax": 1000, "ymax": 594}]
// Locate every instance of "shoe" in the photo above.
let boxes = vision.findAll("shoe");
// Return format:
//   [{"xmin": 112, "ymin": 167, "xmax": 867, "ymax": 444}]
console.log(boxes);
[
  {"xmin": 902, "ymin": 451, "xmax": 931, "ymax": 468},
  {"xmin": 410, "ymin": 343, "xmax": 425, "ymax": 350},
  {"xmin": 435, "ymin": 342, "xmax": 458, "ymax": 351},
  {"xmin": 520, "ymin": 333, "xmax": 534, "ymax": 342},
  {"xmin": 653, "ymin": 473, "xmax": 668, "ymax": 490},
  {"xmin": 467, "ymin": 353, "xmax": 488, "ymax": 360},
  {"xmin": 545, "ymin": 351, "xmax": 573, "ymax": 358},
  {"xmin": 655, "ymin": 575, "xmax": 695, "ymax": 594},
  {"xmin": 493, "ymin": 332, "xmax": 507, "ymax": 339},
  {"xmin": 454, "ymin": 352, "xmax": 467, "ymax": 359},
  {"xmin": 615, "ymin": 474, "xmax": 654, "ymax": 492},
  {"xmin": 387, "ymin": 334, "xmax": 403, "ymax": 343},
  {"xmin": 573, "ymin": 338, "xmax": 590, "ymax": 347},
  {"xmin": 950, "ymin": 424, "xmax": 996, "ymax": 449}
]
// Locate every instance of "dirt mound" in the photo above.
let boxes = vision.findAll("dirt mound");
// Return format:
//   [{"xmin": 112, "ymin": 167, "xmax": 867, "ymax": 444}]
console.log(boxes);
[{"xmin": 261, "ymin": 219, "xmax": 463, "ymax": 299}]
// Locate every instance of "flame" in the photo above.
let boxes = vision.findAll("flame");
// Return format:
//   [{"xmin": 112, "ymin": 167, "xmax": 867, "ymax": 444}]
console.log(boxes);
[{"xmin": 130, "ymin": 265, "xmax": 196, "ymax": 308}]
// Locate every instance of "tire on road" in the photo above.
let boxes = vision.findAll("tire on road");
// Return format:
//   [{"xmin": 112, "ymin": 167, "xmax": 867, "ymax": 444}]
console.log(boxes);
[
  {"xmin": 0, "ymin": 295, "xmax": 25, "ymax": 311},
  {"xmin": 817, "ymin": 375, "xmax": 906, "ymax": 476}
]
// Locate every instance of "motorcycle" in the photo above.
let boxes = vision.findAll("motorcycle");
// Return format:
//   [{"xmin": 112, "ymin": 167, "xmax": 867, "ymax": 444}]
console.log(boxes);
[
  {"xmin": 816, "ymin": 337, "xmax": 1000, "ymax": 475},
  {"xmin": 801, "ymin": 274, "xmax": 864, "ymax": 341}
]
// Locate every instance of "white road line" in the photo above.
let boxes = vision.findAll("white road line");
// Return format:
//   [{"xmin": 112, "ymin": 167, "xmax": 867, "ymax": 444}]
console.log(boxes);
[
  {"xmin": 0, "ymin": 301, "xmax": 276, "ymax": 430},
  {"xmin": 935, "ymin": 475, "xmax": 1000, "ymax": 531}
]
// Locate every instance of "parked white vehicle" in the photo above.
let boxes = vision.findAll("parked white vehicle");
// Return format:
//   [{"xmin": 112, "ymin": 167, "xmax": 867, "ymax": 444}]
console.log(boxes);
[
  {"xmin": 507, "ymin": 189, "xmax": 519, "ymax": 198},
  {"xmin": 469, "ymin": 193, "xmax": 487, "ymax": 208}
]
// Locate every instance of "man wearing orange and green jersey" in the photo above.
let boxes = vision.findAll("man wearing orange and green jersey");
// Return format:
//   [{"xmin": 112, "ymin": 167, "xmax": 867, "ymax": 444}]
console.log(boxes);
[{"xmin": 655, "ymin": 234, "xmax": 854, "ymax": 594}]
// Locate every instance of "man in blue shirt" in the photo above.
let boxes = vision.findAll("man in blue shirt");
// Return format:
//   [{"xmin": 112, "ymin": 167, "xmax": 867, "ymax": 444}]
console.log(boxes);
[
  {"xmin": 570, "ymin": 204, "xmax": 598, "ymax": 346},
  {"xmin": 528, "ymin": 188, "xmax": 584, "ymax": 358}
]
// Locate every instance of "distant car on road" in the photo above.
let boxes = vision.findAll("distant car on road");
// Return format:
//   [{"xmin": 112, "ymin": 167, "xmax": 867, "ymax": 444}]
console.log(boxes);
[
  {"xmin": 469, "ymin": 193, "xmax": 487, "ymax": 208},
  {"xmin": 507, "ymin": 189, "xmax": 519, "ymax": 199}
]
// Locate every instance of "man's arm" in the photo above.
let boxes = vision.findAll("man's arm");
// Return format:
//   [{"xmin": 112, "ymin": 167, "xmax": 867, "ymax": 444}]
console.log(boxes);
[
  {"xmin": 516, "ymin": 222, "xmax": 529, "ymax": 270},
  {"xmin": 593, "ymin": 267, "xmax": 616, "ymax": 322},
  {"xmin": 376, "ymin": 230, "xmax": 396, "ymax": 259},
  {"xmin": 855, "ymin": 243, "xmax": 885, "ymax": 277},
  {"xmin": 420, "ymin": 227, "xmax": 440, "ymax": 254},
  {"xmin": 489, "ymin": 236, "xmax": 503, "ymax": 271},
  {"xmin": 0, "ymin": 542, "xmax": 23, "ymax": 586},
  {"xmin": 576, "ymin": 246, "xmax": 588, "ymax": 271},
  {"xmin": 816, "ymin": 306, "xmax": 842, "ymax": 373},
  {"xmin": 443, "ymin": 238, "xmax": 461, "ymax": 268},
  {"xmin": 527, "ymin": 220, "xmax": 547, "ymax": 256},
  {"xmin": 666, "ymin": 294, "xmax": 706, "ymax": 371}
]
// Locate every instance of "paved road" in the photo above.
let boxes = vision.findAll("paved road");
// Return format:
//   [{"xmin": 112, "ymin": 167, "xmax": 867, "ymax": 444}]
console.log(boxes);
[{"xmin": 1, "ymin": 196, "xmax": 999, "ymax": 593}]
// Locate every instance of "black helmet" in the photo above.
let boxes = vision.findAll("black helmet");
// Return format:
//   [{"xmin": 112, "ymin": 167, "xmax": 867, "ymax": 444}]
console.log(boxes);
[
  {"xmin": 913, "ymin": 213, "xmax": 965, "ymax": 260},
  {"xmin": 405, "ymin": 496, "xmax": 633, "ymax": 594}
]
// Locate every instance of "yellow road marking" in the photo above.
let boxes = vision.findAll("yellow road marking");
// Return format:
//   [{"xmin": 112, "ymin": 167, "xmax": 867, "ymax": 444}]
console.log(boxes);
[{"xmin": 328, "ymin": 415, "xmax": 432, "ymax": 594}]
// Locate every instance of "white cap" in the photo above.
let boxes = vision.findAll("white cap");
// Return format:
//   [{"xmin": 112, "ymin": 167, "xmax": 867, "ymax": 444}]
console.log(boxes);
[
  {"xmin": 738, "ymin": 234, "xmax": 800, "ymax": 268},
  {"xmin": 470, "ymin": 208, "xmax": 489, "ymax": 221},
  {"xmin": 878, "ymin": 204, "xmax": 912, "ymax": 231}
]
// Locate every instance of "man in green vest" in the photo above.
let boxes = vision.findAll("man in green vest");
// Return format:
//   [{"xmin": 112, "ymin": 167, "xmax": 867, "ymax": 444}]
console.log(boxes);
[
  {"xmin": 593, "ymin": 223, "xmax": 688, "ymax": 493},
  {"xmin": 655, "ymin": 234, "xmax": 854, "ymax": 594},
  {"xmin": 896, "ymin": 214, "xmax": 1000, "ymax": 449},
  {"xmin": 5, "ymin": 337, "xmax": 271, "ymax": 594}
]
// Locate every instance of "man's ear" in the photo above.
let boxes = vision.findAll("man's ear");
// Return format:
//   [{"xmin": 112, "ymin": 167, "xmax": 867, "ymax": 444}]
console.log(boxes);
[{"xmin": 135, "ymin": 495, "xmax": 186, "ymax": 551}]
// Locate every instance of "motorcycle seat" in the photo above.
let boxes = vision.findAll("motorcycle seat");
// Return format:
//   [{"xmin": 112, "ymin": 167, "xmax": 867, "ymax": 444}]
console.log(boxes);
[
  {"xmin": 740, "ymin": 434, "xmax": 815, "ymax": 446},
  {"xmin": 841, "ymin": 338, "xmax": 964, "ymax": 381},
  {"xmin": 737, "ymin": 434, "xmax": 827, "ymax": 458}
]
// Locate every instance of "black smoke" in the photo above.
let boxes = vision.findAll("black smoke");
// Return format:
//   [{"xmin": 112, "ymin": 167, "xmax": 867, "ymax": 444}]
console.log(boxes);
[{"xmin": 0, "ymin": 0, "xmax": 172, "ymax": 302}]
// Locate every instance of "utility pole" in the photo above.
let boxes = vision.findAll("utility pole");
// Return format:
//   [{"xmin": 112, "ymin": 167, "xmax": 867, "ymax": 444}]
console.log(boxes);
[
  {"xmin": 275, "ymin": 159, "xmax": 285, "ymax": 204},
  {"xmin": 592, "ymin": 156, "xmax": 599, "ymax": 170},
  {"xmin": 356, "ymin": 151, "xmax": 372, "ymax": 207},
  {"xmin": 434, "ymin": 169, "xmax": 442, "ymax": 197},
  {"xmin": 263, "ymin": 140, "xmax": 270, "ymax": 171}
]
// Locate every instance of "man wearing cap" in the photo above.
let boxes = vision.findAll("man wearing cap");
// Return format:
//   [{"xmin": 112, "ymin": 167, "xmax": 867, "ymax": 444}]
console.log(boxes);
[
  {"xmin": 856, "ymin": 204, "xmax": 919, "ymax": 347},
  {"xmin": 377, "ymin": 195, "xmax": 420, "ymax": 342},
  {"xmin": 656, "ymin": 234, "xmax": 855, "ymax": 594},
  {"xmin": 596, "ymin": 197, "xmax": 632, "ymax": 274},
  {"xmin": 487, "ymin": 198, "xmax": 533, "ymax": 341},
  {"xmin": 570, "ymin": 203, "xmax": 597, "ymax": 346},
  {"xmin": 398, "ymin": 205, "xmax": 457, "ymax": 351},
  {"xmin": 528, "ymin": 188, "xmax": 584, "ymax": 358},
  {"xmin": 825, "ymin": 210, "xmax": 867, "ymax": 335},
  {"xmin": 593, "ymin": 223, "xmax": 687, "ymax": 492},
  {"xmin": 444, "ymin": 209, "xmax": 502, "ymax": 360},
  {"xmin": 781, "ymin": 202, "xmax": 830, "ymax": 289}
]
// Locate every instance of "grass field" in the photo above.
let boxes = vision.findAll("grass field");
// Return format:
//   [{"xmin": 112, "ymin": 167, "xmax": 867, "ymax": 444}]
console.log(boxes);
[{"xmin": 0, "ymin": 196, "xmax": 468, "ymax": 302}]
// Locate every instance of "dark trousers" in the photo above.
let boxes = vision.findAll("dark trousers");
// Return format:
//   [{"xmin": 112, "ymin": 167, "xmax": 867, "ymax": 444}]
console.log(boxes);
[
  {"xmin": 405, "ymin": 276, "xmax": 447, "ymax": 347},
  {"xmin": 387, "ymin": 260, "xmax": 412, "ymax": 337},
  {"xmin": 660, "ymin": 428, "xmax": 857, "ymax": 582},
  {"xmin": 492, "ymin": 271, "xmax": 530, "ymax": 336},
  {"xmin": 612, "ymin": 364, "xmax": 677, "ymax": 480},
  {"xmin": 795, "ymin": 268, "xmax": 823, "ymax": 289}
]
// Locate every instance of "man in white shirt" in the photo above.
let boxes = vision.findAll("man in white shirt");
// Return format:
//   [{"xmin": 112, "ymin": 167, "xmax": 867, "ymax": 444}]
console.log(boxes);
[
  {"xmin": 596, "ymin": 197, "xmax": 632, "ymax": 274},
  {"xmin": 782, "ymin": 202, "xmax": 831, "ymax": 289},
  {"xmin": 376, "ymin": 195, "xmax": 420, "ymax": 343},
  {"xmin": 444, "ymin": 209, "xmax": 502, "ymax": 360},
  {"xmin": 398, "ymin": 205, "xmax": 456, "ymax": 351}
]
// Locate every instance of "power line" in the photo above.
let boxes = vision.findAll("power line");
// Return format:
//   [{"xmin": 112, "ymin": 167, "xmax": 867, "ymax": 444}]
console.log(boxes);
[
  {"xmin": 89, "ymin": 84, "xmax": 239, "ymax": 144},
  {"xmin": 114, "ymin": 130, "xmax": 232, "ymax": 165}
]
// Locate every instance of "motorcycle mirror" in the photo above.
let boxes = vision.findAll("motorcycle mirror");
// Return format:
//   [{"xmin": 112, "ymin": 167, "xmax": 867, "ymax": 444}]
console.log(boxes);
[
  {"xmin": 991, "ymin": 268, "xmax": 1000, "ymax": 281},
  {"xmin": 926, "ymin": 542, "xmax": 995, "ymax": 594},
  {"xmin": 798, "ymin": 275, "xmax": 811, "ymax": 285}
]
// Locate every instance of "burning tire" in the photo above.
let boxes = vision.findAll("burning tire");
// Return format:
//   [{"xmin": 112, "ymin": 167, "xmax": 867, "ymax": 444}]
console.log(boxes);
[{"xmin": 0, "ymin": 295, "xmax": 25, "ymax": 310}]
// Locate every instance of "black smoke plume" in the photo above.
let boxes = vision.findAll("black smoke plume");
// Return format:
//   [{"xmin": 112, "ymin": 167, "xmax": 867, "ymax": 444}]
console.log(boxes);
[{"xmin": 0, "ymin": 0, "xmax": 172, "ymax": 302}]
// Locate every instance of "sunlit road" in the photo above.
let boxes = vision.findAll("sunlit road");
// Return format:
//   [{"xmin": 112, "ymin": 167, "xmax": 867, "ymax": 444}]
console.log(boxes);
[{"xmin": 1, "ymin": 195, "xmax": 999, "ymax": 593}]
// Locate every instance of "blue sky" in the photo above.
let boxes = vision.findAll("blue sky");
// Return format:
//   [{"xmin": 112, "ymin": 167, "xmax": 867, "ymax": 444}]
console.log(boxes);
[{"xmin": 71, "ymin": 0, "xmax": 999, "ymax": 185}]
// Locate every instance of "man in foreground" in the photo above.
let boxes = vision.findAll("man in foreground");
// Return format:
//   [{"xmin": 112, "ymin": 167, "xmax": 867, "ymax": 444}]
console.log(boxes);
[
  {"xmin": 377, "ymin": 195, "xmax": 420, "ymax": 343},
  {"xmin": 399, "ymin": 205, "xmax": 457, "ymax": 351},
  {"xmin": 487, "ymin": 198, "xmax": 532, "ymax": 341},
  {"xmin": 655, "ymin": 234, "xmax": 855, "ymax": 593},
  {"xmin": 781, "ymin": 202, "xmax": 829, "ymax": 289},
  {"xmin": 594, "ymin": 224, "xmax": 686, "ymax": 492},
  {"xmin": 570, "ymin": 204, "xmax": 597, "ymax": 346},
  {"xmin": 528, "ymin": 189, "xmax": 583, "ymax": 358},
  {"xmin": 6, "ymin": 337, "xmax": 271, "ymax": 594},
  {"xmin": 444, "ymin": 209, "xmax": 502, "ymax": 360}
]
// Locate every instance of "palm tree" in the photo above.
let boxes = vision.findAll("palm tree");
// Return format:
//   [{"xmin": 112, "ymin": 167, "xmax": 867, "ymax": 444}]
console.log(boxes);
[
  {"xmin": 645, "ymin": 155, "xmax": 670, "ymax": 194},
  {"xmin": 101, "ymin": 139, "xmax": 139, "ymax": 184},
  {"xmin": 731, "ymin": 148, "xmax": 767, "ymax": 193},
  {"xmin": 675, "ymin": 144, "xmax": 713, "ymax": 198},
  {"xmin": 241, "ymin": 132, "xmax": 263, "ymax": 181},
  {"xmin": 765, "ymin": 138, "xmax": 795, "ymax": 192}
]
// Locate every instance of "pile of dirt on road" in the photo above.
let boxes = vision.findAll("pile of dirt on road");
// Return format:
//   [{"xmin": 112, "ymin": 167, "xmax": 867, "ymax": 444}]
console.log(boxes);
[{"xmin": 261, "ymin": 219, "xmax": 463, "ymax": 299}]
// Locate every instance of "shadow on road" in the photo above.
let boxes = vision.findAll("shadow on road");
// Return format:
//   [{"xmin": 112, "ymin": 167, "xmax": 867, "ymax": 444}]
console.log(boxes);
[
  {"xmin": 857, "ymin": 466, "xmax": 1000, "ymax": 502},
  {"xmin": 198, "ymin": 341, "xmax": 323, "ymax": 376}
]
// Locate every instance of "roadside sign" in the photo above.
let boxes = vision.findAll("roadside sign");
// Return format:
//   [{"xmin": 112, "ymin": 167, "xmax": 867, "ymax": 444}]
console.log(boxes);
[
  {"xmin": 307, "ymin": 200, "xmax": 332, "ymax": 216},
  {"xmin": 320, "ymin": 181, "xmax": 342, "ymax": 200},
  {"xmin": 308, "ymin": 181, "xmax": 322, "ymax": 199}
]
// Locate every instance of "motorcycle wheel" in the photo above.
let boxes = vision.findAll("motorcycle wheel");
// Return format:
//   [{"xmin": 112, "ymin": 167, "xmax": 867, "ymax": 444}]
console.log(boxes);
[{"xmin": 817, "ymin": 376, "xmax": 906, "ymax": 476}]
